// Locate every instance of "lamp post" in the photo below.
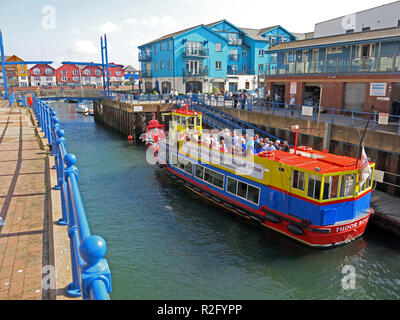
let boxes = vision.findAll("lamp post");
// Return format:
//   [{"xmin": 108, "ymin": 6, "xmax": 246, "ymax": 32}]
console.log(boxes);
[{"xmin": 292, "ymin": 125, "xmax": 300, "ymax": 155}]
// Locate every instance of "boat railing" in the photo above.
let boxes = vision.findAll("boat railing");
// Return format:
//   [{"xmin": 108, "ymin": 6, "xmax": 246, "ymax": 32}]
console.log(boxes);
[{"xmin": 29, "ymin": 94, "xmax": 112, "ymax": 300}]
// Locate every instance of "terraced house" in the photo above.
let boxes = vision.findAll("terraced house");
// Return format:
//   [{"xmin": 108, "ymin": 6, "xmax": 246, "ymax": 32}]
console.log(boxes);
[
  {"xmin": 262, "ymin": 1, "xmax": 400, "ymax": 115},
  {"xmin": 0, "ymin": 55, "xmax": 29, "ymax": 88},
  {"xmin": 138, "ymin": 20, "xmax": 297, "ymax": 94}
]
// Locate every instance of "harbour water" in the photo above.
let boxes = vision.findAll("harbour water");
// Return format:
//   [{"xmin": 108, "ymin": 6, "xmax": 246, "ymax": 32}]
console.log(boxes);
[{"xmin": 52, "ymin": 101, "xmax": 400, "ymax": 300}]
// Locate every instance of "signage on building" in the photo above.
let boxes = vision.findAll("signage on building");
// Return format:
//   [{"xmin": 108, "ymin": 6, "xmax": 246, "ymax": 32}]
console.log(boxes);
[
  {"xmin": 301, "ymin": 106, "xmax": 314, "ymax": 117},
  {"xmin": 370, "ymin": 83, "xmax": 387, "ymax": 96},
  {"xmin": 290, "ymin": 82, "xmax": 297, "ymax": 95},
  {"xmin": 378, "ymin": 113, "xmax": 389, "ymax": 125},
  {"xmin": 134, "ymin": 106, "xmax": 143, "ymax": 112}
]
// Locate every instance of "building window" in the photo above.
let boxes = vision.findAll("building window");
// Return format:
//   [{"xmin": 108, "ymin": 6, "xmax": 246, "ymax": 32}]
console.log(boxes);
[
  {"xmin": 116, "ymin": 71, "xmax": 121, "ymax": 76},
  {"xmin": 326, "ymin": 47, "xmax": 343, "ymax": 54},
  {"xmin": 34, "ymin": 68, "xmax": 40, "ymax": 75},
  {"xmin": 226, "ymin": 176, "xmax": 260, "ymax": 205},
  {"xmin": 154, "ymin": 45, "xmax": 157, "ymax": 54},
  {"xmin": 259, "ymin": 49, "xmax": 264, "ymax": 56},
  {"xmin": 216, "ymin": 42, "xmax": 222, "ymax": 52},
  {"xmin": 312, "ymin": 49, "xmax": 319, "ymax": 61},
  {"xmin": 61, "ymin": 70, "xmax": 67, "ymax": 75},
  {"xmin": 245, "ymin": 82, "xmax": 250, "ymax": 89},
  {"xmin": 362, "ymin": 26, "xmax": 370, "ymax": 32},
  {"xmin": 84, "ymin": 69, "xmax": 90, "ymax": 75},
  {"xmin": 242, "ymin": 50, "xmax": 247, "ymax": 57},
  {"xmin": 160, "ymin": 42, "xmax": 163, "ymax": 51},
  {"xmin": 215, "ymin": 61, "xmax": 222, "ymax": 70},
  {"xmin": 168, "ymin": 40, "xmax": 172, "ymax": 51},
  {"xmin": 73, "ymin": 70, "xmax": 78, "ymax": 75},
  {"xmin": 95, "ymin": 70, "xmax": 101, "ymax": 75},
  {"xmin": 160, "ymin": 61, "xmax": 164, "ymax": 70},
  {"xmin": 346, "ymin": 29, "xmax": 354, "ymax": 34},
  {"xmin": 45, "ymin": 68, "xmax": 53, "ymax": 75},
  {"xmin": 168, "ymin": 60, "xmax": 172, "ymax": 70},
  {"xmin": 154, "ymin": 62, "xmax": 158, "ymax": 71},
  {"xmin": 61, "ymin": 77, "xmax": 68, "ymax": 81},
  {"xmin": 73, "ymin": 76, "xmax": 80, "ymax": 81},
  {"xmin": 20, "ymin": 70, "xmax": 25, "ymax": 75}
]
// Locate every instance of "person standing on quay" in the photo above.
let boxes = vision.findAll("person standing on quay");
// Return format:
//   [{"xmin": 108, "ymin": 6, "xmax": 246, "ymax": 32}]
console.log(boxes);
[
  {"xmin": 289, "ymin": 95, "xmax": 296, "ymax": 116},
  {"xmin": 233, "ymin": 92, "xmax": 238, "ymax": 109},
  {"xmin": 240, "ymin": 90, "xmax": 247, "ymax": 110}
]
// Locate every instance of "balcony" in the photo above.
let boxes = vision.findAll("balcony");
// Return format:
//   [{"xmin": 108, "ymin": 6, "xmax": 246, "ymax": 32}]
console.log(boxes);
[
  {"xmin": 228, "ymin": 38, "xmax": 242, "ymax": 46},
  {"xmin": 182, "ymin": 47, "xmax": 208, "ymax": 58},
  {"xmin": 141, "ymin": 70, "xmax": 152, "ymax": 78},
  {"xmin": 138, "ymin": 52, "xmax": 152, "ymax": 62},
  {"xmin": 266, "ymin": 54, "xmax": 400, "ymax": 76},
  {"xmin": 229, "ymin": 54, "xmax": 239, "ymax": 62},
  {"xmin": 183, "ymin": 68, "xmax": 208, "ymax": 77},
  {"xmin": 227, "ymin": 69, "xmax": 255, "ymax": 76}
]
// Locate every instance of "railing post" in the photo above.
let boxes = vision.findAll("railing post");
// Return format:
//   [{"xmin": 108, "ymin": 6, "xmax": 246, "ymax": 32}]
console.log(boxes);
[
  {"xmin": 373, "ymin": 111, "xmax": 377, "ymax": 130},
  {"xmin": 331, "ymin": 108, "xmax": 335, "ymax": 125},
  {"xmin": 64, "ymin": 153, "xmax": 83, "ymax": 298},
  {"xmin": 351, "ymin": 110, "xmax": 354, "ymax": 127},
  {"xmin": 79, "ymin": 235, "xmax": 111, "ymax": 300},
  {"xmin": 50, "ymin": 113, "xmax": 58, "ymax": 157}
]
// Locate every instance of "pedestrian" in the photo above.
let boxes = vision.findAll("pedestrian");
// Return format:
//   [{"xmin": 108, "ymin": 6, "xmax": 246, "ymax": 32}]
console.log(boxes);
[
  {"xmin": 240, "ymin": 90, "xmax": 247, "ymax": 110},
  {"xmin": 289, "ymin": 95, "xmax": 295, "ymax": 116},
  {"xmin": 233, "ymin": 92, "xmax": 238, "ymax": 109}
]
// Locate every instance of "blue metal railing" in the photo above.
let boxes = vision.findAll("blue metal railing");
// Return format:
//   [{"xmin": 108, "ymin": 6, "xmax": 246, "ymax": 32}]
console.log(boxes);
[{"xmin": 29, "ymin": 94, "xmax": 112, "ymax": 300}]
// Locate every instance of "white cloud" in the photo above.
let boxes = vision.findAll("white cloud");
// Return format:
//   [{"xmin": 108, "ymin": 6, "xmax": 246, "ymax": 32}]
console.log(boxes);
[
  {"xmin": 70, "ymin": 28, "xmax": 81, "ymax": 35},
  {"xmin": 123, "ymin": 16, "xmax": 176, "ymax": 28},
  {"xmin": 97, "ymin": 21, "xmax": 121, "ymax": 33},
  {"xmin": 73, "ymin": 40, "xmax": 98, "ymax": 54}
]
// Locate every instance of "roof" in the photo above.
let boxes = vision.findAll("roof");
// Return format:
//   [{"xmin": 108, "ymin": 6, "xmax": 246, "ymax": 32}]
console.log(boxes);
[
  {"xmin": 140, "ymin": 24, "xmax": 203, "ymax": 47},
  {"xmin": 262, "ymin": 149, "xmax": 367, "ymax": 174},
  {"xmin": 315, "ymin": 0, "xmax": 400, "ymax": 26},
  {"xmin": 268, "ymin": 26, "xmax": 400, "ymax": 52},
  {"xmin": 124, "ymin": 65, "xmax": 138, "ymax": 72},
  {"xmin": 239, "ymin": 28, "xmax": 269, "ymax": 41}
]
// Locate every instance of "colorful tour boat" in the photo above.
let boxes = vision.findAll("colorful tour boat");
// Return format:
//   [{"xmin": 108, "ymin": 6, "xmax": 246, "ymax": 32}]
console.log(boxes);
[{"xmin": 143, "ymin": 105, "xmax": 375, "ymax": 249}]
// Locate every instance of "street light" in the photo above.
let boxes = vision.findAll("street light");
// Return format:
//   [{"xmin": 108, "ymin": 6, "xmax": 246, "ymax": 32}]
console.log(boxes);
[{"xmin": 292, "ymin": 125, "xmax": 300, "ymax": 155}]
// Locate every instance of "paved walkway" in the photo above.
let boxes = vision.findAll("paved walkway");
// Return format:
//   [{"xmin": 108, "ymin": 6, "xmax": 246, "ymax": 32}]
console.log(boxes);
[{"xmin": 0, "ymin": 102, "xmax": 49, "ymax": 299}]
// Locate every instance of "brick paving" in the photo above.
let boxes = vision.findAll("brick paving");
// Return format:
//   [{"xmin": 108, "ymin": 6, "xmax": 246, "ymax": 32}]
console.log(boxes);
[{"xmin": 0, "ymin": 101, "xmax": 49, "ymax": 300}]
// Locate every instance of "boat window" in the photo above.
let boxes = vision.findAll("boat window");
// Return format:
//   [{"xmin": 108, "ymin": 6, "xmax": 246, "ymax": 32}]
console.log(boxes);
[
  {"xmin": 172, "ymin": 115, "xmax": 179, "ymax": 127},
  {"xmin": 360, "ymin": 166, "xmax": 374, "ymax": 191},
  {"xmin": 175, "ymin": 156, "xmax": 192, "ymax": 174},
  {"xmin": 171, "ymin": 153, "xmax": 178, "ymax": 165},
  {"xmin": 195, "ymin": 164, "xmax": 204, "ymax": 179},
  {"xmin": 323, "ymin": 175, "xmax": 339, "ymax": 200},
  {"xmin": 292, "ymin": 170, "xmax": 305, "ymax": 191},
  {"xmin": 237, "ymin": 181, "xmax": 248, "ymax": 199},
  {"xmin": 227, "ymin": 177, "xmax": 237, "ymax": 194},
  {"xmin": 226, "ymin": 176, "xmax": 260, "ymax": 205},
  {"xmin": 195, "ymin": 164, "xmax": 224, "ymax": 189},
  {"xmin": 307, "ymin": 174, "xmax": 322, "ymax": 200},
  {"xmin": 247, "ymin": 185, "xmax": 260, "ymax": 204},
  {"xmin": 340, "ymin": 173, "xmax": 356, "ymax": 197},
  {"xmin": 195, "ymin": 116, "xmax": 201, "ymax": 127},
  {"xmin": 188, "ymin": 116, "xmax": 195, "ymax": 129}
]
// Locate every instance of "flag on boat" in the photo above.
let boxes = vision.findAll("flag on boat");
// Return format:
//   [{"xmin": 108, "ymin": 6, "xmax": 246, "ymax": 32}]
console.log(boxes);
[{"xmin": 359, "ymin": 145, "xmax": 371, "ymax": 187}]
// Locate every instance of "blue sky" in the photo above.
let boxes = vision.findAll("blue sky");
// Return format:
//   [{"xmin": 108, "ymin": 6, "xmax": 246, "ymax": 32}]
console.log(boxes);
[{"xmin": 0, "ymin": 0, "xmax": 395, "ymax": 69}]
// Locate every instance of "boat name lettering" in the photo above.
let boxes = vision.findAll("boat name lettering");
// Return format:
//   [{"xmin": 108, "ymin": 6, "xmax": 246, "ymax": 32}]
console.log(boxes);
[{"xmin": 335, "ymin": 217, "xmax": 368, "ymax": 233}]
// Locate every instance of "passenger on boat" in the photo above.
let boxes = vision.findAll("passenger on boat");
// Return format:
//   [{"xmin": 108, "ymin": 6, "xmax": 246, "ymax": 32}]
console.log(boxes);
[{"xmin": 282, "ymin": 141, "xmax": 290, "ymax": 153}]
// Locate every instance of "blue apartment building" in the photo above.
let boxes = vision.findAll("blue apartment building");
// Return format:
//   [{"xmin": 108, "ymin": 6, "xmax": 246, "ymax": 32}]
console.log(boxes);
[{"xmin": 138, "ymin": 20, "xmax": 296, "ymax": 94}]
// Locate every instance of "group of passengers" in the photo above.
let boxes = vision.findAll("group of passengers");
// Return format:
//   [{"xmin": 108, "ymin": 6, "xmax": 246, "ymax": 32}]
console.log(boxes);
[{"xmin": 184, "ymin": 129, "xmax": 291, "ymax": 157}]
